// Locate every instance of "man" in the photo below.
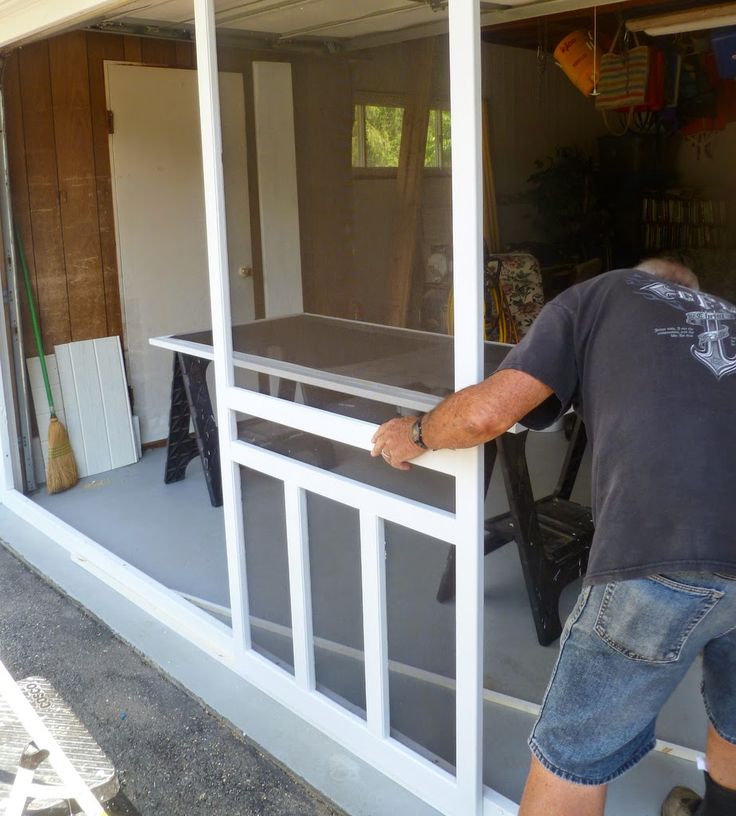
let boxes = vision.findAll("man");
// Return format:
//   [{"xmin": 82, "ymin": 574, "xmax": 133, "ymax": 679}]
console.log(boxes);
[
  {"xmin": 637, "ymin": 253, "xmax": 700, "ymax": 290},
  {"xmin": 371, "ymin": 260, "xmax": 736, "ymax": 816}
]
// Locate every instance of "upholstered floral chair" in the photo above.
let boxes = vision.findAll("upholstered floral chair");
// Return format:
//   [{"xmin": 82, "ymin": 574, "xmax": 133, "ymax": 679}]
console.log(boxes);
[{"xmin": 484, "ymin": 252, "xmax": 546, "ymax": 342}]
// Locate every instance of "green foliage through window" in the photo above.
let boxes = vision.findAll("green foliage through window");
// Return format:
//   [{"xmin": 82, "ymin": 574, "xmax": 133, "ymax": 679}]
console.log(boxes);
[
  {"xmin": 424, "ymin": 109, "xmax": 451, "ymax": 169},
  {"xmin": 352, "ymin": 103, "xmax": 451, "ymax": 170}
]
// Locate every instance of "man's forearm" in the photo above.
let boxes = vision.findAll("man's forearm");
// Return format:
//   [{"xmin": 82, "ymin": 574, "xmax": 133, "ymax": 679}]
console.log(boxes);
[
  {"xmin": 419, "ymin": 384, "xmax": 507, "ymax": 450},
  {"xmin": 421, "ymin": 369, "xmax": 553, "ymax": 450},
  {"xmin": 371, "ymin": 369, "xmax": 554, "ymax": 470}
]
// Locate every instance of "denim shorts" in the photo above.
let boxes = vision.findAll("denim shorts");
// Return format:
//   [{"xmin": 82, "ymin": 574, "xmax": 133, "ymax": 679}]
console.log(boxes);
[{"xmin": 529, "ymin": 572, "xmax": 736, "ymax": 786}]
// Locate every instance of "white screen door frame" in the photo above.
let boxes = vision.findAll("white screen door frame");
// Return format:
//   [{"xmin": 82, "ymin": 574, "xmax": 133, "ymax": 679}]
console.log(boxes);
[{"xmin": 191, "ymin": 1, "xmax": 504, "ymax": 814}]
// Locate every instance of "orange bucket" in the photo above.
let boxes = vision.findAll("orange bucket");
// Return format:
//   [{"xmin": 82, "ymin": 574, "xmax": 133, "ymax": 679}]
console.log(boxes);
[{"xmin": 554, "ymin": 30, "xmax": 600, "ymax": 97}]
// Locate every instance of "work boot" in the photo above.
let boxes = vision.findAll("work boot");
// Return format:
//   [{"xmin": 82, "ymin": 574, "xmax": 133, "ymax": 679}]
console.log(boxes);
[{"xmin": 661, "ymin": 786, "xmax": 703, "ymax": 816}]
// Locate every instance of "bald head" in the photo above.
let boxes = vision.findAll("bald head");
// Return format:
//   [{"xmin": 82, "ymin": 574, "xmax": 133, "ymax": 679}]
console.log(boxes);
[{"xmin": 636, "ymin": 258, "xmax": 699, "ymax": 290}]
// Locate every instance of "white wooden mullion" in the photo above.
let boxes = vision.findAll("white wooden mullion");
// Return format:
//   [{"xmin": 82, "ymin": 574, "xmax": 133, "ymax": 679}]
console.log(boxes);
[
  {"xmin": 359, "ymin": 511, "xmax": 389, "ymax": 738},
  {"xmin": 226, "ymin": 385, "xmax": 459, "ymax": 476},
  {"xmin": 284, "ymin": 483, "xmax": 316, "ymax": 690},
  {"xmin": 231, "ymin": 439, "xmax": 457, "ymax": 544},
  {"xmin": 449, "ymin": 0, "xmax": 485, "ymax": 814},
  {"xmin": 357, "ymin": 102, "xmax": 367, "ymax": 167},
  {"xmin": 193, "ymin": 0, "xmax": 250, "ymax": 651}
]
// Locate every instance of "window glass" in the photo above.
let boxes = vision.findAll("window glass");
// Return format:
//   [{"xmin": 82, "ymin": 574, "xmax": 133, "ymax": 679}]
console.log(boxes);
[
  {"xmin": 365, "ymin": 104, "xmax": 404, "ymax": 167},
  {"xmin": 440, "ymin": 109, "xmax": 452, "ymax": 168},
  {"xmin": 351, "ymin": 103, "xmax": 451, "ymax": 170}
]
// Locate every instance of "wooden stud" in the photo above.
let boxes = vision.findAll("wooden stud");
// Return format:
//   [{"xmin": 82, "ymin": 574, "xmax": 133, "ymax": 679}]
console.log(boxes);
[
  {"xmin": 49, "ymin": 31, "xmax": 107, "ymax": 343},
  {"xmin": 385, "ymin": 39, "xmax": 436, "ymax": 327}
]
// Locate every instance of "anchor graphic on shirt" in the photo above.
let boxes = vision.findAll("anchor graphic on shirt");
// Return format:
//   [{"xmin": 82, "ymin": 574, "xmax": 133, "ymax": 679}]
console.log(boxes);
[{"xmin": 686, "ymin": 309, "xmax": 736, "ymax": 379}]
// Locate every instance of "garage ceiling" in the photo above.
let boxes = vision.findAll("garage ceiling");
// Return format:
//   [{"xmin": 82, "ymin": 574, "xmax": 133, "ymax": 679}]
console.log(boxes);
[
  {"xmin": 94, "ymin": 0, "xmax": 735, "ymax": 49},
  {"xmin": 78, "ymin": 0, "xmax": 643, "ymax": 45},
  {"xmin": 0, "ymin": 0, "xmax": 729, "ymax": 52},
  {"xmin": 101, "ymin": 0, "xmax": 446, "ymax": 40}
]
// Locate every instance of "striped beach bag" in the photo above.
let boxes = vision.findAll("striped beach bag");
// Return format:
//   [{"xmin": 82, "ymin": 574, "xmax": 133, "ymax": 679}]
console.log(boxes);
[{"xmin": 596, "ymin": 26, "xmax": 651, "ymax": 132}]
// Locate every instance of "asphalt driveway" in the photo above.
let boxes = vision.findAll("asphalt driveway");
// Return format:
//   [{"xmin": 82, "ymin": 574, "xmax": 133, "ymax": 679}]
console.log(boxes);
[{"xmin": 0, "ymin": 542, "xmax": 345, "ymax": 816}]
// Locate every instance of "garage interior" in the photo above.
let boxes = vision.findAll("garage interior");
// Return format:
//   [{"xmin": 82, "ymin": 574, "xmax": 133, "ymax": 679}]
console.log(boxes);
[{"xmin": 0, "ymin": 0, "xmax": 733, "ymax": 811}]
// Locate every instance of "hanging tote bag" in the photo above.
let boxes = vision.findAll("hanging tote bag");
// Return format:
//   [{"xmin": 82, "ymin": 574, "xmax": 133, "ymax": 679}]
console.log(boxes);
[
  {"xmin": 596, "ymin": 26, "xmax": 651, "ymax": 110},
  {"xmin": 626, "ymin": 48, "xmax": 667, "ymax": 133},
  {"xmin": 554, "ymin": 30, "xmax": 601, "ymax": 97},
  {"xmin": 596, "ymin": 25, "xmax": 651, "ymax": 134},
  {"xmin": 638, "ymin": 48, "xmax": 666, "ymax": 112}
]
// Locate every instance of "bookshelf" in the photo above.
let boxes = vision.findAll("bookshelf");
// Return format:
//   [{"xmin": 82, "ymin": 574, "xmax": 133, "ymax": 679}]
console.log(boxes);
[{"xmin": 641, "ymin": 193, "xmax": 730, "ymax": 251}]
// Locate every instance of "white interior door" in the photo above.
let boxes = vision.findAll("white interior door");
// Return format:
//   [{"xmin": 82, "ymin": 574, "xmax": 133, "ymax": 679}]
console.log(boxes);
[{"xmin": 106, "ymin": 63, "xmax": 254, "ymax": 444}]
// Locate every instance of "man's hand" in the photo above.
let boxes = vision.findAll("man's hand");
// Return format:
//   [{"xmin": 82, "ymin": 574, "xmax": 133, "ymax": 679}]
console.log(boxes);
[
  {"xmin": 371, "ymin": 415, "xmax": 423, "ymax": 470},
  {"xmin": 370, "ymin": 370, "xmax": 554, "ymax": 471}
]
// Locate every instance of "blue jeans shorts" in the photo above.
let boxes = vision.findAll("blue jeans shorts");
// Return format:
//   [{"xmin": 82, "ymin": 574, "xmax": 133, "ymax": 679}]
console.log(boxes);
[{"xmin": 529, "ymin": 572, "xmax": 736, "ymax": 786}]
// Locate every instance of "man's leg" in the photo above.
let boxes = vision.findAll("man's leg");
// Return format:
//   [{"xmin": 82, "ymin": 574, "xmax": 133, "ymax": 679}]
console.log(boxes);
[
  {"xmin": 518, "ymin": 757, "xmax": 606, "ymax": 816},
  {"xmin": 662, "ymin": 575, "xmax": 736, "ymax": 816},
  {"xmin": 663, "ymin": 726, "xmax": 736, "ymax": 816},
  {"xmin": 697, "ymin": 597, "xmax": 736, "ymax": 815},
  {"xmin": 706, "ymin": 723, "xmax": 736, "ymax": 790},
  {"xmin": 523, "ymin": 574, "xmax": 734, "ymax": 816}
]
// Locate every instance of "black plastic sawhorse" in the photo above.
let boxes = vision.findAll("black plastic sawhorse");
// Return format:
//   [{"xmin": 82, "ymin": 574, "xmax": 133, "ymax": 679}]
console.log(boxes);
[
  {"xmin": 164, "ymin": 353, "xmax": 222, "ymax": 507},
  {"xmin": 163, "ymin": 353, "xmax": 335, "ymax": 508},
  {"xmin": 436, "ymin": 417, "xmax": 593, "ymax": 646}
]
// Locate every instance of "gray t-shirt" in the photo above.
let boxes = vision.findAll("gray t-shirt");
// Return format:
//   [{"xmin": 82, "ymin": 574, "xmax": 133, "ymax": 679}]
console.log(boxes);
[{"xmin": 498, "ymin": 269, "xmax": 736, "ymax": 584}]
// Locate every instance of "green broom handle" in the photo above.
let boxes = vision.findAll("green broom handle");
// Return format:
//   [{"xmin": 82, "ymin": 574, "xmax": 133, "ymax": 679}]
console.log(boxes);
[{"xmin": 14, "ymin": 227, "xmax": 56, "ymax": 416}]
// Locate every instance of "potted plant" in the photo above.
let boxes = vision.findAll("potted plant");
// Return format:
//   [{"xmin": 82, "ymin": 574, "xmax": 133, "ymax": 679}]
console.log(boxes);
[{"xmin": 524, "ymin": 146, "xmax": 611, "ymax": 264}]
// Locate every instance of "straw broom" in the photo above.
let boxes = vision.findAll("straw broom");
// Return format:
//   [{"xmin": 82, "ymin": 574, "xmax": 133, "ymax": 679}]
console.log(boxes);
[{"xmin": 14, "ymin": 228, "xmax": 78, "ymax": 493}]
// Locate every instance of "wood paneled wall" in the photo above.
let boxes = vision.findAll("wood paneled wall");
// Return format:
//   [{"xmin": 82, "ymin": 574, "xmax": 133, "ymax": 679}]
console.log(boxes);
[
  {"xmin": 4, "ymin": 30, "xmax": 355, "ymax": 355},
  {"xmin": 4, "ymin": 31, "xmax": 196, "ymax": 355}
]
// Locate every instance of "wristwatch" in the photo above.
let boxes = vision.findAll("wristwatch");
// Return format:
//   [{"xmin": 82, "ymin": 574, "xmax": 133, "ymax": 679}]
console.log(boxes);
[{"xmin": 410, "ymin": 415, "xmax": 429, "ymax": 450}]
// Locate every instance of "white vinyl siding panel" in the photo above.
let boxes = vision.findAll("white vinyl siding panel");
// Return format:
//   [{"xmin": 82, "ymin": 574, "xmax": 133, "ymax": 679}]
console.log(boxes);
[{"xmin": 54, "ymin": 337, "xmax": 137, "ymax": 478}]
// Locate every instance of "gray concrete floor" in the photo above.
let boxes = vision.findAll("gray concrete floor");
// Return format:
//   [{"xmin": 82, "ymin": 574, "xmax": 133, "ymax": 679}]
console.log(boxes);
[{"xmin": 29, "ymin": 433, "xmax": 709, "ymax": 813}]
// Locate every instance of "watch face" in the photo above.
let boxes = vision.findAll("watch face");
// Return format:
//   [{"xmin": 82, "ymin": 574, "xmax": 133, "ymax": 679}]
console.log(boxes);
[{"xmin": 411, "ymin": 419, "xmax": 426, "ymax": 448}]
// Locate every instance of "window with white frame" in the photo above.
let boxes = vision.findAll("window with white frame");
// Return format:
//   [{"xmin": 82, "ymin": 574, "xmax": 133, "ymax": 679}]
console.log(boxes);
[{"xmin": 351, "ymin": 99, "xmax": 451, "ymax": 171}]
